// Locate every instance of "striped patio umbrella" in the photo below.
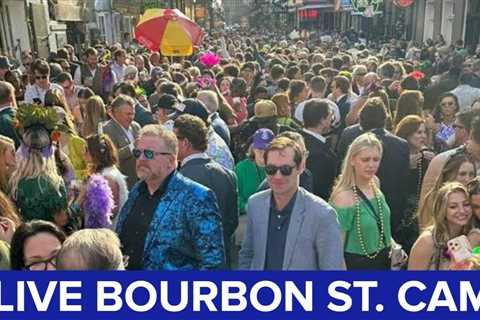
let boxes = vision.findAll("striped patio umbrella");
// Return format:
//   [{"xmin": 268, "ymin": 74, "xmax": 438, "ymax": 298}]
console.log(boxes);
[{"xmin": 134, "ymin": 8, "xmax": 204, "ymax": 56}]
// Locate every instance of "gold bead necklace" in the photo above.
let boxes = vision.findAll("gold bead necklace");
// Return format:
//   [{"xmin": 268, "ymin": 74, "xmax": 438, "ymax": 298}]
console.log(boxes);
[{"xmin": 352, "ymin": 182, "xmax": 385, "ymax": 259}]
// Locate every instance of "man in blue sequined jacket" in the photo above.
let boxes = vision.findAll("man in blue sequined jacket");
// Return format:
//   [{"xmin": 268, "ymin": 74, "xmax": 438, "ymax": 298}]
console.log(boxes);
[{"xmin": 116, "ymin": 124, "xmax": 225, "ymax": 270}]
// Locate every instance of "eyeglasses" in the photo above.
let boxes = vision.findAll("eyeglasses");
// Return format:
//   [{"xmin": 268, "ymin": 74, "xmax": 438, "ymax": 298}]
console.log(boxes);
[
  {"xmin": 265, "ymin": 164, "xmax": 296, "ymax": 176},
  {"xmin": 35, "ymin": 75, "xmax": 48, "ymax": 80},
  {"xmin": 24, "ymin": 255, "xmax": 57, "ymax": 271},
  {"xmin": 133, "ymin": 148, "xmax": 171, "ymax": 160}
]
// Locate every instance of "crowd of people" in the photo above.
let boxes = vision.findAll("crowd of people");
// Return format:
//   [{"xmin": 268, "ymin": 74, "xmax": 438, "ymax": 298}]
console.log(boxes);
[{"xmin": 1, "ymin": 27, "xmax": 480, "ymax": 271}]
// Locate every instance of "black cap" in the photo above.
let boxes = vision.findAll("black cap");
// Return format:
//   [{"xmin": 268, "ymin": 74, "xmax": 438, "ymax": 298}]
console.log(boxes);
[
  {"xmin": 173, "ymin": 98, "xmax": 210, "ymax": 124},
  {"xmin": 152, "ymin": 94, "xmax": 178, "ymax": 113}
]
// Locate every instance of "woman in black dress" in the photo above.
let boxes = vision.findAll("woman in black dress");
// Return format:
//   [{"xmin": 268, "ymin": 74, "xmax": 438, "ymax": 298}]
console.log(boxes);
[{"xmin": 395, "ymin": 115, "xmax": 434, "ymax": 253}]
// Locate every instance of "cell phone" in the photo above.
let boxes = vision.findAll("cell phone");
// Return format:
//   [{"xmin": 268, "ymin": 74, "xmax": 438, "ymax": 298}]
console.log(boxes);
[{"xmin": 447, "ymin": 235, "xmax": 472, "ymax": 262}]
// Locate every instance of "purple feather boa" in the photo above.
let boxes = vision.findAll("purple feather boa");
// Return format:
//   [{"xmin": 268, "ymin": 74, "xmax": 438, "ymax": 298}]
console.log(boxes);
[{"xmin": 83, "ymin": 174, "xmax": 114, "ymax": 229}]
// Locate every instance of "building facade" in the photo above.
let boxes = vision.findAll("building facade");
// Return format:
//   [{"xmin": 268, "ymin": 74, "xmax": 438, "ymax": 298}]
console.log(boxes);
[
  {"xmin": 224, "ymin": 0, "xmax": 250, "ymax": 25},
  {"xmin": 0, "ymin": 0, "xmax": 30, "ymax": 58}
]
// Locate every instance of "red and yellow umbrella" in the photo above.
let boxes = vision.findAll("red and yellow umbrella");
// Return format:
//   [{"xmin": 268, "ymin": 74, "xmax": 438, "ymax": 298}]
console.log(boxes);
[{"xmin": 135, "ymin": 8, "xmax": 204, "ymax": 56}]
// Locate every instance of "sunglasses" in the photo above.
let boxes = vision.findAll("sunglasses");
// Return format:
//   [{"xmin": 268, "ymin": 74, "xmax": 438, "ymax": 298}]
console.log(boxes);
[
  {"xmin": 453, "ymin": 123, "xmax": 465, "ymax": 130},
  {"xmin": 133, "ymin": 148, "xmax": 171, "ymax": 160},
  {"xmin": 35, "ymin": 75, "xmax": 48, "ymax": 80},
  {"xmin": 265, "ymin": 164, "xmax": 296, "ymax": 176}
]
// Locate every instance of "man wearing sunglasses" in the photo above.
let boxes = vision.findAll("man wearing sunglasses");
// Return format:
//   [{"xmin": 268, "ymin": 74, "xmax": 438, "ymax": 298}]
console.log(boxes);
[
  {"xmin": 116, "ymin": 124, "xmax": 225, "ymax": 270},
  {"xmin": 239, "ymin": 137, "xmax": 344, "ymax": 270},
  {"xmin": 24, "ymin": 59, "xmax": 62, "ymax": 105}
]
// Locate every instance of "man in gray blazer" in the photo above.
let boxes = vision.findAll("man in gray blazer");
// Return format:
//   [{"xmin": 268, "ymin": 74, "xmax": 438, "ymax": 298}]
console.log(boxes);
[
  {"xmin": 239, "ymin": 136, "xmax": 344, "ymax": 270},
  {"xmin": 174, "ymin": 114, "xmax": 238, "ymax": 269},
  {"xmin": 103, "ymin": 94, "xmax": 141, "ymax": 188}
]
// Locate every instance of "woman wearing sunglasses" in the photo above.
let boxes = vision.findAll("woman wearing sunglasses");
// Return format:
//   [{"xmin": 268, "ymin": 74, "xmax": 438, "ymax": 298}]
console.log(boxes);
[
  {"xmin": 10, "ymin": 220, "xmax": 65, "ymax": 271},
  {"xmin": 330, "ymin": 133, "xmax": 392, "ymax": 270},
  {"xmin": 431, "ymin": 93, "xmax": 460, "ymax": 145}
]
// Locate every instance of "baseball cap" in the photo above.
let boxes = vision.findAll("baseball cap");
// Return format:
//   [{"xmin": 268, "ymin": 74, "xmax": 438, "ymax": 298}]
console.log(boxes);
[
  {"xmin": 252, "ymin": 128, "xmax": 275, "ymax": 150},
  {"xmin": 151, "ymin": 67, "xmax": 165, "ymax": 78},
  {"xmin": 254, "ymin": 99, "xmax": 277, "ymax": 118},
  {"xmin": 172, "ymin": 98, "xmax": 210, "ymax": 124},
  {"xmin": 152, "ymin": 94, "xmax": 178, "ymax": 113}
]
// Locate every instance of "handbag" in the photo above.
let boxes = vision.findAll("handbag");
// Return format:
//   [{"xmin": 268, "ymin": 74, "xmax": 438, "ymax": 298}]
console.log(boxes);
[{"xmin": 356, "ymin": 188, "xmax": 408, "ymax": 270}]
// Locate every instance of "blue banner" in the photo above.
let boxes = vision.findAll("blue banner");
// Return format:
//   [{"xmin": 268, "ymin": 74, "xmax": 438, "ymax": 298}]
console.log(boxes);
[{"xmin": 0, "ymin": 271, "xmax": 479, "ymax": 319}]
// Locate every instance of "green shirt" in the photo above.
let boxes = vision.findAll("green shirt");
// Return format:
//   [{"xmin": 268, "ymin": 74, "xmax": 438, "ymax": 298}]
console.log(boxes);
[
  {"xmin": 235, "ymin": 158, "xmax": 266, "ymax": 215},
  {"xmin": 334, "ymin": 193, "xmax": 391, "ymax": 255}
]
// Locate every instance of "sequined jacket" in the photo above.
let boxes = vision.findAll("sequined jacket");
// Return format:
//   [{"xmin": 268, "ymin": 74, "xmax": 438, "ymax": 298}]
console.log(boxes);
[{"xmin": 116, "ymin": 171, "xmax": 225, "ymax": 270}]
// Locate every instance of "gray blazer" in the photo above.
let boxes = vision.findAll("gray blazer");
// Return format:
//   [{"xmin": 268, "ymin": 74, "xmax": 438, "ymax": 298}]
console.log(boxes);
[
  {"xmin": 102, "ymin": 119, "xmax": 141, "ymax": 189},
  {"xmin": 239, "ymin": 188, "xmax": 345, "ymax": 270}
]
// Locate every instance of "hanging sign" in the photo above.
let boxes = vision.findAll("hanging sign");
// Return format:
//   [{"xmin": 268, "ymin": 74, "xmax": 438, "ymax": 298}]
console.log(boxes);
[
  {"xmin": 351, "ymin": 0, "xmax": 383, "ymax": 16},
  {"xmin": 393, "ymin": 0, "xmax": 414, "ymax": 8}
]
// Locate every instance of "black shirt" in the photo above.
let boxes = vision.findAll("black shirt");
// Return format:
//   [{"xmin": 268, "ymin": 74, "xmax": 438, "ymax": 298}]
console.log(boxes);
[
  {"xmin": 119, "ymin": 172, "xmax": 174, "ymax": 270},
  {"xmin": 264, "ymin": 191, "xmax": 298, "ymax": 270}
]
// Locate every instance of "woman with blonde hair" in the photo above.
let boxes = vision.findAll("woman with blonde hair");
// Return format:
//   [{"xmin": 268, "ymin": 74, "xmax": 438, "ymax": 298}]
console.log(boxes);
[
  {"xmin": 0, "ymin": 135, "xmax": 16, "ymax": 194},
  {"xmin": 81, "ymin": 96, "xmax": 107, "ymax": 138},
  {"xmin": 417, "ymin": 152, "xmax": 475, "ymax": 230},
  {"xmin": 10, "ymin": 105, "xmax": 68, "ymax": 226},
  {"xmin": 409, "ymin": 182, "xmax": 473, "ymax": 270},
  {"xmin": 330, "ymin": 132, "xmax": 392, "ymax": 269}
]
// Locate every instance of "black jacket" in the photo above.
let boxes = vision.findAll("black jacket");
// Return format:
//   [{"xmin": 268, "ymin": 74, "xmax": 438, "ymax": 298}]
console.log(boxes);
[
  {"xmin": 179, "ymin": 157, "xmax": 238, "ymax": 268},
  {"xmin": 337, "ymin": 125, "xmax": 410, "ymax": 239},
  {"xmin": 335, "ymin": 95, "xmax": 351, "ymax": 134},
  {"xmin": 134, "ymin": 102, "xmax": 155, "ymax": 127},
  {"xmin": 301, "ymin": 130, "xmax": 338, "ymax": 201}
]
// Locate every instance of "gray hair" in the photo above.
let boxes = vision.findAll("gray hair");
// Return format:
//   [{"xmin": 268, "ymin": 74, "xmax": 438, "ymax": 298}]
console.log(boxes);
[
  {"xmin": 56, "ymin": 229, "xmax": 124, "ymax": 270},
  {"xmin": 111, "ymin": 94, "xmax": 135, "ymax": 111},
  {"xmin": 138, "ymin": 124, "xmax": 178, "ymax": 155},
  {"xmin": 197, "ymin": 90, "xmax": 219, "ymax": 114}
]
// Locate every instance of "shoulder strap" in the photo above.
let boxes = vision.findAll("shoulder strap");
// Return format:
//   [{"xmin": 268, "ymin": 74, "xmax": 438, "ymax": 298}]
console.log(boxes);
[{"xmin": 355, "ymin": 187, "xmax": 382, "ymax": 232}]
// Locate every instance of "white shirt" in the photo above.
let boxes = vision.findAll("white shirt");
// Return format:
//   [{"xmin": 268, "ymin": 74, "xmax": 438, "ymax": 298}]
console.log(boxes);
[
  {"xmin": 181, "ymin": 152, "xmax": 209, "ymax": 167},
  {"xmin": 24, "ymin": 83, "xmax": 63, "ymax": 104},
  {"xmin": 303, "ymin": 128, "xmax": 326, "ymax": 144},
  {"xmin": 111, "ymin": 63, "xmax": 125, "ymax": 83},
  {"xmin": 451, "ymin": 84, "xmax": 480, "ymax": 112},
  {"xmin": 294, "ymin": 98, "xmax": 340, "ymax": 128},
  {"xmin": 113, "ymin": 118, "xmax": 135, "ymax": 151}
]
